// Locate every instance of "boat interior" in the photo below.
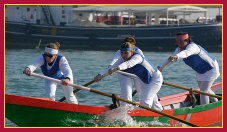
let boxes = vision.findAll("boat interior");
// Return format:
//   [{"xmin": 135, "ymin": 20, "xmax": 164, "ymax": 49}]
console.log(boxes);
[{"xmin": 162, "ymin": 93, "xmax": 222, "ymax": 110}]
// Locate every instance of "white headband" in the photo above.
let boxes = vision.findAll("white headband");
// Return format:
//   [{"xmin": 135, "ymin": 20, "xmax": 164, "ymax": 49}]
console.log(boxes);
[{"xmin": 45, "ymin": 47, "xmax": 58, "ymax": 55}]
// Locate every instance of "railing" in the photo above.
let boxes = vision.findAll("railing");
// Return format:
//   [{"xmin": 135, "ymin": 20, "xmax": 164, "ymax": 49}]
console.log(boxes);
[{"xmin": 41, "ymin": 5, "xmax": 55, "ymax": 26}]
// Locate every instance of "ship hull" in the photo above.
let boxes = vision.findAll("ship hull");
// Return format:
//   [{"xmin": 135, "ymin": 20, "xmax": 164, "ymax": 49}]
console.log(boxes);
[{"xmin": 5, "ymin": 21, "xmax": 222, "ymax": 52}]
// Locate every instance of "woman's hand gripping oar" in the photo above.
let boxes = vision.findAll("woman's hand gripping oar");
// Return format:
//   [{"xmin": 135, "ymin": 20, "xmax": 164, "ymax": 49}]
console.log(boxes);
[
  {"xmin": 58, "ymin": 72, "xmax": 109, "ymax": 102},
  {"xmin": 29, "ymin": 72, "xmax": 199, "ymax": 127}
]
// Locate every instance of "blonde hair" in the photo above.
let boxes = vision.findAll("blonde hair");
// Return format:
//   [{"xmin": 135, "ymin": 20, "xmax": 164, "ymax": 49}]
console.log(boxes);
[
  {"xmin": 46, "ymin": 42, "xmax": 61, "ymax": 50},
  {"xmin": 120, "ymin": 42, "xmax": 135, "ymax": 52},
  {"xmin": 124, "ymin": 37, "xmax": 136, "ymax": 45}
]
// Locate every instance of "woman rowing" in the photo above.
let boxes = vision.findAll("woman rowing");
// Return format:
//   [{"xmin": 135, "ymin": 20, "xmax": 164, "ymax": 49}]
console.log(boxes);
[
  {"xmin": 94, "ymin": 42, "xmax": 163, "ymax": 110},
  {"xmin": 158, "ymin": 32, "xmax": 220, "ymax": 105},
  {"xmin": 23, "ymin": 42, "xmax": 78, "ymax": 104},
  {"xmin": 95, "ymin": 37, "xmax": 144, "ymax": 106}
]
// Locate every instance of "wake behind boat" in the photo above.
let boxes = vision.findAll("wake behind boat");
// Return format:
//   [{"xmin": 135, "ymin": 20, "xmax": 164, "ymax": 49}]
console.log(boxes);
[{"xmin": 5, "ymin": 82, "xmax": 222, "ymax": 127}]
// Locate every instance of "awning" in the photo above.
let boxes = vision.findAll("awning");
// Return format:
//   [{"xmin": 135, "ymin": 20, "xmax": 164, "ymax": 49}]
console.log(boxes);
[
  {"xmin": 72, "ymin": 5, "xmax": 209, "ymax": 25},
  {"xmin": 72, "ymin": 5, "xmax": 207, "ymax": 13}
]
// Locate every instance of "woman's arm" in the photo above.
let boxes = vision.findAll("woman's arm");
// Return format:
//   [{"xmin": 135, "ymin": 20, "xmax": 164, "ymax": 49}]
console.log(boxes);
[
  {"xmin": 136, "ymin": 48, "xmax": 145, "ymax": 57},
  {"xmin": 27, "ymin": 55, "xmax": 44, "ymax": 72},
  {"xmin": 118, "ymin": 54, "xmax": 143, "ymax": 70},
  {"xmin": 108, "ymin": 50, "xmax": 121, "ymax": 67},
  {"xmin": 59, "ymin": 57, "xmax": 73, "ymax": 81},
  {"xmin": 176, "ymin": 44, "xmax": 200, "ymax": 59},
  {"xmin": 23, "ymin": 55, "xmax": 44, "ymax": 76}
]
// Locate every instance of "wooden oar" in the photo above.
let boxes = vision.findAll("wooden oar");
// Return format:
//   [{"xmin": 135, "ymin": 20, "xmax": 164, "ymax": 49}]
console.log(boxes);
[
  {"xmin": 158, "ymin": 60, "xmax": 171, "ymax": 72},
  {"xmin": 116, "ymin": 71, "xmax": 222, "ymax": 99},
  {"xmin": 30, "ymin": 72, "xmax": 199, "ymax": 127},
  {"xmin": 58, "ymin": 80, "xmax": 95, "ymax": 102},
  {"xmin": 163, "ymin": 82, "xmax": 222, "ymax": 100},
  {"xmin": 58, "ymin": 73, "xmax": 109, "ymax": 102}
]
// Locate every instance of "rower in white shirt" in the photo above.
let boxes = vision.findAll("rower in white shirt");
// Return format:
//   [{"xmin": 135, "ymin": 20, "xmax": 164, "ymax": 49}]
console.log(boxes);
[
  {"xmin": 23, "ymin": 42, "xmax": 78, "ymax": 104},
  {"xmin": 158, "ymin": 32, "xmax": 220, "ymax": 105},
  {"xmin": 94, "ymin": 42, "xmax": 163, "ymax": 111},
  {"xmin": 97, "ymin": 37, "xmax": 145, "ymax": 106}
]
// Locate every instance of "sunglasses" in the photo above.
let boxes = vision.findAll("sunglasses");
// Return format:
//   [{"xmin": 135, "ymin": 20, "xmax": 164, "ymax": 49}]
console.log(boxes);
[
  {"xmin": 44, "ymin": 53, "xmax": 54, "ymax": 58},
  {"xmin": 121, "ymin": 51, "xmax": 131, "ymax": 54},
  {"xmin": 176, "ymin": 39, "xmax": 187, "ymax": 45}
]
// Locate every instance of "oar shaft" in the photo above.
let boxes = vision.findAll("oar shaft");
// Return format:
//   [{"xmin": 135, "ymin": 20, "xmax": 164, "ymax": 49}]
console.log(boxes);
[
  {"xmin": 71, "ymin": 81, "xmax": 95, "ymax": 93},
  {"xmin": 30, "ymin": 73, "xmax": 91, "ymax": 91},
  {"xmin": 32, "ymin": 72, "xmax": 109, "ymax": 102},
  {"xmin": 84, "ymin": 80, "xmax": 95, "ymax": 87},
  {"xmin": 58, "ymin": 80, "xmax": 95, "ymax": 102},
  {"xmin": 30, "ymin": 73, "xmax": 61, "ymax": 83},
  {"xmin": 159, "ymin": 60, "xmax": 171, "ymax": 70},
  {"xmin": 72, "ymin": 80, "xmax": 95, "ymax": 94},
  {"xmin": 163, "ymin": 82, "xmax": 222, "ymax": 99},
  {"xmin": 116, "ymin": 70, "xmax": 137, "ymax": 78}
]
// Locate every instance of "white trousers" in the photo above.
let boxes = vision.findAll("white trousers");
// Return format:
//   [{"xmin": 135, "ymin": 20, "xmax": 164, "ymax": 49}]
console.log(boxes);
[
  {"xmin": 118, "ymin": 73, "xmax": 134, "ymax": 106},
  {"xmin": 198, "ymin": 80, "xmax": 218, "ymax": 105},
  {"xmin": 136, "ymin": 71, "xmax": 163, "ymax": 111},
  {"xmin": 118, "ymin": 71, "xmax": 163, "ymax": 111},
  {"xmin": 45, "ymin": 80, "xmax": 78, "ymax": 104}
]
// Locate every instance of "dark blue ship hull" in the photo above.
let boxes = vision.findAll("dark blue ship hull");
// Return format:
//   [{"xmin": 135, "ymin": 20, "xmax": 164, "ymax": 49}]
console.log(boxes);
[{"xmin": 5, "ymin": 21, "xmax": 222, "ymax": 52}]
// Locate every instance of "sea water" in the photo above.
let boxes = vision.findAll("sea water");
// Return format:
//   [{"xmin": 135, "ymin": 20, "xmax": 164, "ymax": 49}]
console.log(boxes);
[{"xmin": 5, "ymin": 49, "xmax": 222, "ymax": 127}]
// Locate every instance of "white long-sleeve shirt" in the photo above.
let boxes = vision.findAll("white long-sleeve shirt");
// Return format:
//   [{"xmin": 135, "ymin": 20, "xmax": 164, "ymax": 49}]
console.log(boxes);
[
  {"xmin": 159, "ymin": 43, "xmax": 220, "ymax": 81},
  {"xmin": 100, "ymin": 48, "xmax": 144, "ymax": 75},
  {"xmin": 109, "ymin": 48, "xmax": 144, "ymax": 66},
  {"xmin": 100, "ymin": 54, "xmax": 143, "ymax": 76},
  {"xmin": 27, "ymin": 54, "xmax": 73, "ymax": 80},
  {"xmin": 117, "ymin": 54, "xmax": 143, "ymax": 70}
]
